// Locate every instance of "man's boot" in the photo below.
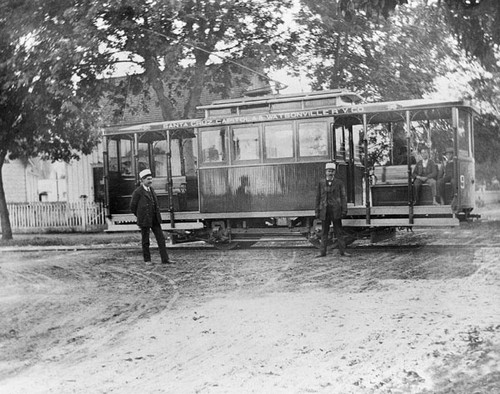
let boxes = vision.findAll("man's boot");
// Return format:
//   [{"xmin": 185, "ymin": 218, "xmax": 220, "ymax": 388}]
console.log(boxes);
[{"xmin": 316, "ymin": 236, "xmax": 327, "ymax": 257}]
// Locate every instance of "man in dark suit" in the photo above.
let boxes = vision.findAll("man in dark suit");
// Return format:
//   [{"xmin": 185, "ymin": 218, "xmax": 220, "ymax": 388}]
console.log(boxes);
[
  {"xmin": 130, "ymin": 169, "xmax": 171, "ymax": 264},
  {"xmin": 315, "ymin": 162, "xmax": 350, "ymax": 258},
  {"xmin": 437, "ymin": 147, "xmax": 456, "ymax": 205},
  {"xmin": 412, "ymin": 146, "xmax": 438, "ymax": 205}
]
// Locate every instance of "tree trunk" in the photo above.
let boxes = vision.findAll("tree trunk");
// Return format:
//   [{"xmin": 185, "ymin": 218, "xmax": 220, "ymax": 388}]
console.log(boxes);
[
  {"xmin": 144, "ymin": 55, "xmax": 177, "ymax": 121},
  {"xmin": 184, "ymin": 50, "xmax": 210, "ymax": 119},
  {"xmin": 0, "ymin": 153, "xmax": 13, "ymax": 240}
]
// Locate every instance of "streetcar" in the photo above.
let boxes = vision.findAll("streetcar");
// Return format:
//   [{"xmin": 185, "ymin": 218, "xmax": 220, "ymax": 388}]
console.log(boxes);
[{"xmin": 102, "ymin": 89, "xmax": 478, "ymax": 247}]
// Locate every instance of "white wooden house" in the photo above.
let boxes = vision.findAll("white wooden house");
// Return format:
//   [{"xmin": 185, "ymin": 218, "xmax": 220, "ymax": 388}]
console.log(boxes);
[{"xmin": 2, "ymin": 157, "xmax": 45, "ymax": 203}]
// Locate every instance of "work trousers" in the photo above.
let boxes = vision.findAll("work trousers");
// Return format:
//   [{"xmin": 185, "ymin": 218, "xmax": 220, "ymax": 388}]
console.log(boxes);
[
  {"xmin": 140, "ymin": 216, "xmax": 169, "ymax": 263},
  {"xmin": 320, "ymin": 206, "xmax": 346, "ymax": 255},
  {"xmin": 437, "ymin": 176, "xmax": 455, "ymax": 204},
  {"xmin": 413, "ymin": 178, "xmax": 436, "ymax": 203}
]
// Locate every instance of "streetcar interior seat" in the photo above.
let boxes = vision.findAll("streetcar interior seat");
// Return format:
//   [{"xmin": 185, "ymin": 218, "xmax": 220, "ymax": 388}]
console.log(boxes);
[
  {"xmin": 151, "ymin": 176, "xmax": 187, "ymax": 195},
  {"xmin": 371, "ymin": 165, "xmax": 434, "ymax": 206},
  {"xmin": 372, "ymin": 165, "xmax": 411, "ymax": 185},
  {"xmin": 151, "ymin": 176, "xmax": 188, "ymax": 211}
]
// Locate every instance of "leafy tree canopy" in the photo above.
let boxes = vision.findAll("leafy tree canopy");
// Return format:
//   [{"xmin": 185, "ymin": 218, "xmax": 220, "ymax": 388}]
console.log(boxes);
[
  {"xmin": 307, "ymin": 0, "xmax": 499, "ymax": 71},
  {"xmin": 0, "ymin": 0, "xmax": 105, "ymax": 164},
  {"xmin": 296, "ymin": 1, "xmax": 459, "ymax": 101},
  {"xmin": 297, "ymin": 0, "xmax": 500, "ymax": 182},
  {"xmin": 443, "ymin": 0, "xmax": 500, "ymax": 71},
  {"xmin": 88, "ymin": 0, "xmax": 298, "ymax": 119}
]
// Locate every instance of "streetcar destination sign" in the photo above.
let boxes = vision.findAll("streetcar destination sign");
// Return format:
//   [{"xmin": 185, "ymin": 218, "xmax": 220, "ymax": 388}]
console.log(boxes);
[
  {"xmin": 108, "ymin": 98, "xmax": 466, "ymax": 136},
  {"xmin": 111, "ymin": 106, "xmax": 365, "ymax": 135}
]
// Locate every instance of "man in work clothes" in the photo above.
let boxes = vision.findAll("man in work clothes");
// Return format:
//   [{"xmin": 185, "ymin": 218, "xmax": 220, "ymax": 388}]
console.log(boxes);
[
  {"xmin": 130, "ymin": 169, "xmax": 171, "ymax": 264},
  {"xmin": 437, "ymin": 147, "xmax": 456, "ymax": 205},
  {"xmin": 412, "ymin": 146, "xmax": 438, "ymax": 205},
  {"xmin": 315, "ymin": 162, "xmax": 350, "ymax": 258}
]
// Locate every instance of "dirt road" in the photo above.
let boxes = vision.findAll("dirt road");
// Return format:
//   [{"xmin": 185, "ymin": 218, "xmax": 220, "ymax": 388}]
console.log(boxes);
[{"xmin": 1, "ymin": 223, "xmax": 499, "ymax": 393}]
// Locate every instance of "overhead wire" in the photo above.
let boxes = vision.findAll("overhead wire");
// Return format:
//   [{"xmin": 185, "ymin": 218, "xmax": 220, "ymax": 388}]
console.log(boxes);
[{"xmin": 140, "ymin": 27, "xmax": 288, "ymax": 93}]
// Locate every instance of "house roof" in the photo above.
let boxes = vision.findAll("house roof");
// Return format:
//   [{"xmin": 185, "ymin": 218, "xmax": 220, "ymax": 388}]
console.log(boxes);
[{"xmin": 101, "ymin": 71, "xmax": 270, "ymax": 129}]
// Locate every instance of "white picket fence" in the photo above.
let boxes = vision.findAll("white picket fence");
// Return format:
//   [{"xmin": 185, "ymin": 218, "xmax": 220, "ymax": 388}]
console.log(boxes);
[{"xmin": 6, "ymin": 201, "xmax": 106, "ymax": 232}]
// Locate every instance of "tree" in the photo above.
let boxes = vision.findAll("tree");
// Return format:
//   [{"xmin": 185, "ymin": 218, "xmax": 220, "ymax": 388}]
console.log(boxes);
[
  {"xmin": 296, "ymin": 0, "xmax": 500, "ymax": 179},
  {"xmin": 442, "ymin": 0, "xmax": 500, "ymax": 71},
  {"xmin": 1, "ymin": 0, "xmax": 298, "ymax": 241},
  {"xmin": 88, "ymin": 0, "xmax": 297, "ymax": 118},
  {"xmin": 306, "ymin": 0, "xmax": 499, "ymax": 72},
  {"xmin": 465, "ymin": 70, "xmax": 500, "ymax": 185},
  {"xmin": 0, "ymin": 0, "xmax": 108, "ymax": 240},
  {"xmin": 296, "ymin": 1, "xmax": 460, "ymax": 101}
]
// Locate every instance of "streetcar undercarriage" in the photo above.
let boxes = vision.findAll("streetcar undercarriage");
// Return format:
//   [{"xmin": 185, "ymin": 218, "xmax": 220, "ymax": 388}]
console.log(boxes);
[{"xmin": 106, "ymin": 203, "xmax": 462, "ymax": 249}]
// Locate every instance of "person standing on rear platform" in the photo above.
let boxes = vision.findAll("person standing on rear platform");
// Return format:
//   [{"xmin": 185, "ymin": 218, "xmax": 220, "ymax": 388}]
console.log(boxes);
[
  {"xmin": 315, "ymin": 162, "xmax": 350, "ymax": 258},
  {"xmin": 437, "ymin": 147, "xmax": 456, "ymax": 205},
  {"xmin": 130, "ymin": 169, "xmax": 171, "ymax": 265}
]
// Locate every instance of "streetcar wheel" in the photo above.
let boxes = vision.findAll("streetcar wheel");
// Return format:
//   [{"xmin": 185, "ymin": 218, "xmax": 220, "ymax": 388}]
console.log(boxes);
[{"xmin": 212, "ymin": 241, "xmax": 239, "ymax": 250}]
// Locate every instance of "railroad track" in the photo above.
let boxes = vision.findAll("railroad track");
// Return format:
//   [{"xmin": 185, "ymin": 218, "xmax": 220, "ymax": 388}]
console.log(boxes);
[{"xmin": 2, "ymin": 239, "xmax": 500, "ymax": 252}]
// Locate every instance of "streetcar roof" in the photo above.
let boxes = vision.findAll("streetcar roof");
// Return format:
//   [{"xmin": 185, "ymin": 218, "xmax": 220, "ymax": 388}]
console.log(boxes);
[
  {"xmin": 106, "ymin": 95, "xmax": 478, "ymax": 136},
  {"xmin": 196, "ymin": 89, "xmax": 363, "ymax": 110}
]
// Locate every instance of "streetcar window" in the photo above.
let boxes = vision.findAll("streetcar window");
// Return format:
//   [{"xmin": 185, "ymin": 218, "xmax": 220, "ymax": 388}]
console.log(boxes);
[
  {"xmin": 201, "ymin": 128, "xmax": 227, "ymax": 163},
  {"xmin": 264, "ymin": 123, "xmax": 294, "ymax": 159},
  {"xmin": 240, "ymin": 104, "xmax": 269, "ymax": 115},
  {"xmin": 304, "ymin": 98, "xmax": 338, "ymax": 108},
  {"xmin": 345, "ymin": 129, "xmax": 351, "ymax": 161},
  {"xmin": 298, "ymin": 122, "xmax": 328, "ymax": 158},
  {"xmin": 137, "ymin": 142, "xmax": 150, "ymax": 175},
  {"xmin": 271, "ymin": 101, "xmax": 302, "ymax": 111},
  {"xmin": 120, "ymin": 139, "xmax": 133, "ymax": 176},
  {"xmin": 208, "ymin": 108, "xmax": 234, "ymax": 116},
  {"xmin": 334, "ymin": 126, "xmax": 346, "ymax": 160},
  {"xmin": 352, "ymin": 125, "xmax": 363, "ymax": 162},
  {"xmin": 232, "ymin": 126, "xmax": 260, "ymax": 162},
  {"xmin": 365, "ymin": 124, "xmax": 391, "ymax": 165},
  {"xmin": 153, "ymin": 140, "xmax": 182, "ymax": 176},
  {"xmin": 458, "ymin": 110, "xmax": 471, "ymax": 157},
  {"xmin": 108, "ymin": 140, "xmax": 119, "ymax": 172}
]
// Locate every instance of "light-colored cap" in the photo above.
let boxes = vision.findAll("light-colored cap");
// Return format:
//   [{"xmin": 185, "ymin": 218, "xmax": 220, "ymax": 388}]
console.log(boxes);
[
  {"xmin": 139, "ymin": 169, "xmax": 152, "ymax": 179},
  {"xmin": 445, "ymin": 147, "xmax": 454, "ymax": 154},
  {"xmin": 325, "ymin": 162, "xmax": 336, "ymax": 170}
]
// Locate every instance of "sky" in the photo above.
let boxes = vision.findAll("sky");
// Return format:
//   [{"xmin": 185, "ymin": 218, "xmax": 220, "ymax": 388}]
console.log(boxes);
[{"xmin": 269, "ymin": 69, "xmax": 311, "ymax": 94}]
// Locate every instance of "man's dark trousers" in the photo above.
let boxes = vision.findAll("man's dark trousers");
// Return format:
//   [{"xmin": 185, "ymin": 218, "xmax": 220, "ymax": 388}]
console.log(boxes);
[
  {"xmin": 320, "ymin": 206, "xmax": 346, "ymax": 256},
  {"xmin": 140, "ymin": 215, "xmax": 169, "ymax": 263}
]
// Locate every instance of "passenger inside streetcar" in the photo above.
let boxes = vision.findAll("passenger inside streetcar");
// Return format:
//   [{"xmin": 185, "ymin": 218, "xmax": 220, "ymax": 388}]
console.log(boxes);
[
  {"xmin": 393, "ymin": 145, "xmax": 416, "ymax": 166},
  {"xmin": 412, "ymin": 146, "xmax": 438, "ymax": 205},
  {"xmin": 437, "ymin": 147, "xmax": 455, "ymax": 205}
]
